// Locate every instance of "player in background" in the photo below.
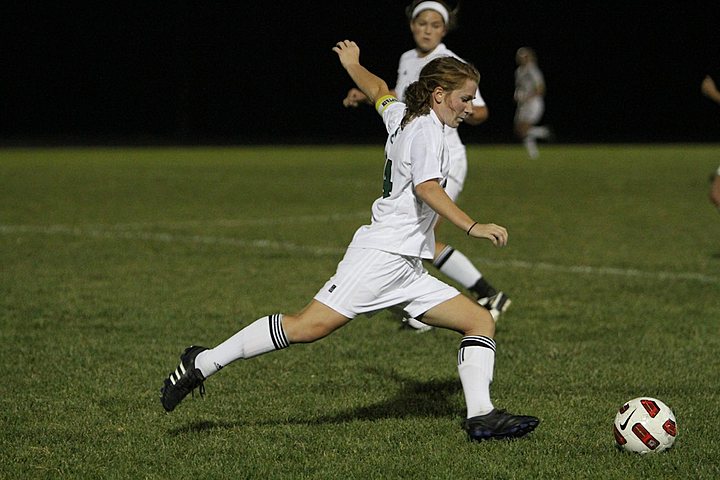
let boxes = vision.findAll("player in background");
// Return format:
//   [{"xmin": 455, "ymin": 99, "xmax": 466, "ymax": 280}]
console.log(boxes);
[
  {"xmin": 160, "ymin": 39, "xmax": 539, "ymax": 442},
  {"xmin": 514, "ymin": 47, "xmax": 551, "ymax": 159},
  {"xmin": 701, "ymin": 75, "xmax": 720, "ymax": 210},
  {"xmin": 343, "ymin": 0, "xmax": 510, "ymax": 332}
]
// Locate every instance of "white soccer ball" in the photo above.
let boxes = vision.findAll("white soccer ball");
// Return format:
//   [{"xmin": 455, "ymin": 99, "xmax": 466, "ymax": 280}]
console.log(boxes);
[{"xmin": 613, "ymin": 397, "xmax": 677, "ymax": 454}]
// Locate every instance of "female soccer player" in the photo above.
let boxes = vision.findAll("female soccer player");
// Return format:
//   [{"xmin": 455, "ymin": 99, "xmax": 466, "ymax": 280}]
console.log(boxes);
[
  {"xmin": 514, "ymin": 47, "xmax": 551, "ymax": 159},
  {"xmin": 343, "ymin": 0, "xmax": 510, "ymax": 331},
  {"xmin": 160, "ymin": 39, "xmax": 539, "ymax": 442},
  {"xmin": 701, "ymin": 75, "xmax": 720, "ymax": 210}
]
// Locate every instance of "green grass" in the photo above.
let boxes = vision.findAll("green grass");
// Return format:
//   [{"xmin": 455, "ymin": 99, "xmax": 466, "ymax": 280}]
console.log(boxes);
[{"xmin": 1, "ymin": 144, "xmax": 719, "ymax": 479}]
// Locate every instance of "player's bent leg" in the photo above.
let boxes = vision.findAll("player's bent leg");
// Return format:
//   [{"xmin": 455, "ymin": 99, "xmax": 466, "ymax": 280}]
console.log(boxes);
[
  {"xmin": 421, "ymin": 294, "xmax": 494, "ymax": 338},
  {"xmin": 421, "ymin": 296, "xmax": 539, "ymax": 442},
  {"xmin": 514, "ymin": 121, "xmax": 530, "ymax": 140},
  {"xmin": 400, "ymin": 237, "xmax": 451, "ymax": 333},
  {"xmin": 281, "ymin": 300, "xmax": 352, "ymax": 343}
]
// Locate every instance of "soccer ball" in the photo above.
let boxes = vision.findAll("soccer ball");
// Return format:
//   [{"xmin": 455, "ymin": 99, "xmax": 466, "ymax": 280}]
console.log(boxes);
[{"xmin": 613, "ymin": 397, "xmax": 677, "ymax": 454}]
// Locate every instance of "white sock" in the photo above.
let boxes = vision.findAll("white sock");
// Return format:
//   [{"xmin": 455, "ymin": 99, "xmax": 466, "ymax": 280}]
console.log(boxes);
[
  {"xmin": 457, "ymin": 336, "xmax": 495, "ymax": 418},
  {"xmin": 434, "ymin": 246, "xmax": 482, "ymax": 289},
  {"xmin": 194, "ymin": 314, "xmax": 289, "ymax": 378},
  {"xmin": 528, "ymin": 126, "xmax": 549, "ymax": 139},
  {"xmin": 523, "ymin": 136, "xmax": 539, "ymax": 159}
]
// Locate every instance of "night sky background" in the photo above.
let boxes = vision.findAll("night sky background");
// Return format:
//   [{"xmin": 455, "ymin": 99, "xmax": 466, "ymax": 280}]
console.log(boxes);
[{"xmin": 2, "ymin": 1, "xmax": 720, "ymax": 145}]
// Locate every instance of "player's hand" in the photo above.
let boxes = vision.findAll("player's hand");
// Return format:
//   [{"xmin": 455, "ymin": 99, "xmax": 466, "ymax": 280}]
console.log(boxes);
[
  {"xmin": 343, "ymin": 88, "xmax": 367, "ymax": 107},
  {"xmin": 332, "ymin": 40, "xmax": 361, "ymax": 70},
  {"xmin": 468, "ymin": 223, "xmax": 508, "ymax": 247},
  {"xmin": 701, "ymin": 75, "xmax": 717, "ymax": 97}
]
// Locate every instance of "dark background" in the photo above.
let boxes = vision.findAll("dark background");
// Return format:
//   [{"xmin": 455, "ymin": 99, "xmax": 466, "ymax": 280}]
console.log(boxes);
[{"xmin": 2, "ymin": 1, "xmax": 720, "ymax": 145}]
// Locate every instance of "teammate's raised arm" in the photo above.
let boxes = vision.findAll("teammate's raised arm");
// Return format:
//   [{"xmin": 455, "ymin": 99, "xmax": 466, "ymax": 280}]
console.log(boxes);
[{"xmin": 333, "ymin": 40, "xmax": 391, "ymax": 105}]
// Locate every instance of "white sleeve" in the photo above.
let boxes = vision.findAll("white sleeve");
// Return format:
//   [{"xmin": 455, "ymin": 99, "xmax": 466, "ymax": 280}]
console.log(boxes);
[
  {"xmin": 376, "ymin": 96, "xmax": 404, "ymax": 134},
  {"xmin": 410, "ymin": 127, "xmax": 443, "ymax": 187}
]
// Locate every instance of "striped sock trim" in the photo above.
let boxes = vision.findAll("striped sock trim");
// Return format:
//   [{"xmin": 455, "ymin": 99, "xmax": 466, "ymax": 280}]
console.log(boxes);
[
  {"xmin": 460, "ymin": 335, "xmax": 496, "ymax": 351},
  {"xmin": 433, "ymin": 245, "xmax": 455, "ymax": 269},
  {"xmin": 458, "ymin": 335, "xmax": 496, "ymax": 365},
  {"xmin": 269, "ymin": 314, "xmax": 289, "ymax": 350}
]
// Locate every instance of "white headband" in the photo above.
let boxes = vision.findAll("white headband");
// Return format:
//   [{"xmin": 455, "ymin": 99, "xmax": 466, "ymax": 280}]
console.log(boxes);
[{"xmin": 412, "ymin": 1, "xmax": 449, "ymax": 24}]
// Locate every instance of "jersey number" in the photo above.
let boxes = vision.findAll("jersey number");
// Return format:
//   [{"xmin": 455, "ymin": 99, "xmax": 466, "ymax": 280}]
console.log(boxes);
[{"xmin": 382, "ymin": 159, "xmax": 393, "ymax": 198}]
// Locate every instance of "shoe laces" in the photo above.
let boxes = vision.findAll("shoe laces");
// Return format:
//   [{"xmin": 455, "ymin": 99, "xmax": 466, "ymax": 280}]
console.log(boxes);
[
  {"xmin": 174, "ymin": 367, "xmax": 205, "ymax": 397},
  {"xmin": 193, "ymin": 381, "xmax": 206, "ymax": 399}
]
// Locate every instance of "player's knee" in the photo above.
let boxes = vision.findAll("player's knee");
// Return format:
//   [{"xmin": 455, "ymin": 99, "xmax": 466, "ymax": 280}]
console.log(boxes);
[{"xmin": 465, "ymin": 306, "xmax": 495, "ymax": 338}]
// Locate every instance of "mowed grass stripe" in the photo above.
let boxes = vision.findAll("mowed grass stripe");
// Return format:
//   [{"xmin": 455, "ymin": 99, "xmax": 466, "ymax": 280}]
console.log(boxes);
[{"xmin": 2, "ymin": 222, "xmax": 718, "ymax": 285}]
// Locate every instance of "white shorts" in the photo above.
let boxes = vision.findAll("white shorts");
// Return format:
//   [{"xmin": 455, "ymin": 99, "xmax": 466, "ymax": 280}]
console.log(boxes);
[
  {"xmin": 314, "ymin": 247, "xmax": 460, "ymax": 319},
  {"xmin": 515, "ymin": 97, "xmax": 545, "ymax": 125}
]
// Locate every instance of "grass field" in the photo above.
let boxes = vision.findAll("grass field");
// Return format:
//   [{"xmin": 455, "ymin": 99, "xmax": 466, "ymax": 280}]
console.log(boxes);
[{"xmin": 1, "ymin": 144, "xmax": 719, "ymax": 479}]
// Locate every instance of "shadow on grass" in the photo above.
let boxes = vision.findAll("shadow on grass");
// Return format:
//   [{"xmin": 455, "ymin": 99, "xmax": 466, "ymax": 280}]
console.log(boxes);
[{"xmin": 168, "ymin": 368, "xmax": 462, "ymax": 435}]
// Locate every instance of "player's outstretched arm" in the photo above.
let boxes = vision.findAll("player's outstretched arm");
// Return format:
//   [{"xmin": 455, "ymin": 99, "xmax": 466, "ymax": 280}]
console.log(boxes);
[
  {"xmin": 343, "ymin": 87, "xmax": 400, "ymax": 108},
  {"xmin": 333, "ymin": 40, "xmax": 391, "ymax": 105}
]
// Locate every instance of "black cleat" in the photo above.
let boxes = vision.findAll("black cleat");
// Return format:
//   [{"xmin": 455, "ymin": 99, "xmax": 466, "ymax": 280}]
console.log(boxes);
[
  {"xmin": 477, "ymin": 292, "xmax": 511, "ymax": 322},
  {"xmin": 464, "ymin": 409, "xmax": 539, "ymax": 441},
  {"xmin": 160, "ymin": 345, "xmax": 208, "ymax": 412}
]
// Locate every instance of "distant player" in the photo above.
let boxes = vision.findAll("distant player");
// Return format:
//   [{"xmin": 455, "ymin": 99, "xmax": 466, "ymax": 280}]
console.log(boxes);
[
  {"xmin": 701, "ymin": 75, "xmax": 720, "ymax": 210},
  {"xmin": 514, "ymin": 47, "xmax": 551, "ymax": 159}
]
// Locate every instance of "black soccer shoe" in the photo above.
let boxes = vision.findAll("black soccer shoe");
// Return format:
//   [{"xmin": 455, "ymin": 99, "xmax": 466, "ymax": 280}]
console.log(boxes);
[
  {"xmin": 160, "ymin": 345, "xmax": 208, "ymax": 412},
  {"xmin": 477, "ymin": 292, "xmax": 511, "ymax": 322},
  {"xmin": 464, "ymin": 409, "xmax": 539, "ymax": 442}
]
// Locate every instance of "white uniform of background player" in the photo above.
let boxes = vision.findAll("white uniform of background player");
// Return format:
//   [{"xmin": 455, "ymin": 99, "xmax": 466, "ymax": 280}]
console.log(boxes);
[
  {"xmin": 514, "ymin": 47, "xmax": 550, "ymax": 159},
  {"xmin": 395, "ymin": 43, "xmax": 485, "ymax": 203},
  {"xmin": 701, "ymin": 75, "xmax": 720, "ymax": 210}
]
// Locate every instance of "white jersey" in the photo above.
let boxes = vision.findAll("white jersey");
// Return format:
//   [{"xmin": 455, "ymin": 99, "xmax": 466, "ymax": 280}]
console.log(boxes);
[
  {"xmin": 395, "ymin": 43, "xmax": 485, "ymax": 152},
  {"xmin": 515, "ymin": 62, "xmax": 544, "ymax": 104},
  {"xmin": 347, "ymin": 97, "xmax": 449, "ymax": 260}
]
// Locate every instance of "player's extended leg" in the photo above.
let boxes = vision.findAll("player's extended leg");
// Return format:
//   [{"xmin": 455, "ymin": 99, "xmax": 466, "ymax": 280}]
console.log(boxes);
[
  {"xmin": 516, "ymin": 121, "xmax": 538, "ymax": 159},
  {"xmin": 421, "ymin": 295, "xmax": 539, "ymax": 441},
  {"xmin": 160, "ymin": 300, "xmax": 350, "ymax": 412}
]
